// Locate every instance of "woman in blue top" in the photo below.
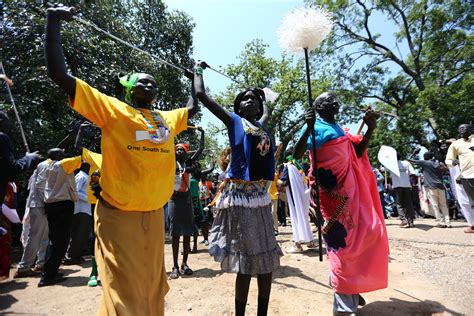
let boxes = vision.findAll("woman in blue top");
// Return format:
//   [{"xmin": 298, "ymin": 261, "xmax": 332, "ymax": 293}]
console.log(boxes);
[{"xmin": 194, "ymin": 61, "xmax": 282, "ymax": 316}]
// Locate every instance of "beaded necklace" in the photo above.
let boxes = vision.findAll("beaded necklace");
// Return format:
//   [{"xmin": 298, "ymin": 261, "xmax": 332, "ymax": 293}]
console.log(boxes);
[{"xmin": 137, "ymin": 108, "xmax": 170, "ymax": 144}]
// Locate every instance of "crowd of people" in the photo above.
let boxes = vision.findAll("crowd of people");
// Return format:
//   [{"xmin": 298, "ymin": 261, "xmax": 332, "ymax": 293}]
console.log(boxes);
[
  {"xmin": 371, "ymin": 126, "xmax": 474, "ymax": 234},
  {"xmin": 0, "ymin": 4, "xmax": 473, "ymax": 316}
]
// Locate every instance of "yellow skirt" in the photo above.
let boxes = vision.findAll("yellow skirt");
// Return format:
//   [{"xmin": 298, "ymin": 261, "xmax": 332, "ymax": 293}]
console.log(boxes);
[{"xmin": 95, "ymin": 201, "xmax": 169, "ymax": 316}]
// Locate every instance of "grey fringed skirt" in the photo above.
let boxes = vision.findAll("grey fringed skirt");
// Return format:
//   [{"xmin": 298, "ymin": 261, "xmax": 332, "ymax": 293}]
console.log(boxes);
[{"xmin": 208, "ymin": 180, "xmax": 282, "ymax": 275}]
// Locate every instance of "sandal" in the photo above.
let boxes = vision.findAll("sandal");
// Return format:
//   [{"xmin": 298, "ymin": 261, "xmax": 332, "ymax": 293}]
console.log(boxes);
[
  {"xmin": 169, "ymin": 267, "xmax": 180, "ymax": 279},
  {"xmin": 88, "ymin": 276, "xmax": 98, "ymax": 287},
  {"xmin": 179, "ymin": 265, "xmax": 193, "ymax": 276}
]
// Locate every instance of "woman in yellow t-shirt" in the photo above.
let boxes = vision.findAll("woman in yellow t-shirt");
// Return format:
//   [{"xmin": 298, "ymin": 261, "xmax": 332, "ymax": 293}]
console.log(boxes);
[{"xmin": 45, "ymin": 6, "xmax": 198, "ymax": 315}]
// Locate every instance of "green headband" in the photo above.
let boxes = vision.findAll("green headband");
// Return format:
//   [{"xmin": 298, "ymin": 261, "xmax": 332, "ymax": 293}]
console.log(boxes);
[{"xmin": 119, "ymin": 73, "xmax": 140, "ymax": 103}]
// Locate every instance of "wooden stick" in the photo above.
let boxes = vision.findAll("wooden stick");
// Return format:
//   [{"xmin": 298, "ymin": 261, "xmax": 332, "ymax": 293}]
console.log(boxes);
[
  {"xmin": 0, "ymin": 62, "xmax": 30, "ymax": 152},
  {"xmin": 356, "ymin": 121, "xmax": 365, "ymax": 135}
]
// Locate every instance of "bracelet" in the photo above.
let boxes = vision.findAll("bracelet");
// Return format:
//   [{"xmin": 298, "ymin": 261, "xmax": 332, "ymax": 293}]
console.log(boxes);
[{"xmin": 194, "ymin": 67, "xmax": 204, "ymax": 75}]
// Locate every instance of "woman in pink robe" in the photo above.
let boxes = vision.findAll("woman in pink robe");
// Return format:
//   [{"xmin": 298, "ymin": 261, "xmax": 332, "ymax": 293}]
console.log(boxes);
[{"xmin": 294, "ymin": 92, "xmax": 388, "ymax": 315}]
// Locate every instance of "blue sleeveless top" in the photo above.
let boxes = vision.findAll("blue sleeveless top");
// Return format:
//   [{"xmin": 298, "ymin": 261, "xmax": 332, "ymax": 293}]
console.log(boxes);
[{"xmin": 227, "ymin": 113, "xmax": 275, "ymax": 181}]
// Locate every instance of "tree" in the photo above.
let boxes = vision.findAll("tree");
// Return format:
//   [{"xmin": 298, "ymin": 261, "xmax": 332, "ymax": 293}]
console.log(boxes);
[
  {"xmin": 1, "ymin": 0, "xmax": 196, "ymax": 159},
  {"xmin": 212, "ymin": 39, "xmax": 333, "ymax": 159},
  {"xmin": 310, "ymin": 0, "xmax": 473, "ymax": 155},
  {"xmin": 1, "ymin": 1, "xmax": 198, "ymax": 208}
]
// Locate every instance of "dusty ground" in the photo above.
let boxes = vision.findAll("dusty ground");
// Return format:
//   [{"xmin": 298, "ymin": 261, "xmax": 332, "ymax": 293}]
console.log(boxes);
[{"xmin": 1, "ymin": 217, "xmax": 473, "ymax": 315}]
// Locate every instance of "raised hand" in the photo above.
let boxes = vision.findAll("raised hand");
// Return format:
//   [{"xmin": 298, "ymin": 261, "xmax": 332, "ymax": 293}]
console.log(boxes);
[
  {"xmin": 80, "ymin": 121, "xmax": 92, "ymax": 129},
  {"xmin": 46, "ymin": 4, "xmax": 76, "ymax": 22},
  {"xmin": 0, "ymin": 74, "xmax": 13, "ymax": 87},
  {"xmin": 305, "ymin": 108, "xmax": 316, "ymax": 129},
  {"xmin": 195, "ymin": 60, "xmax": 210, "ymax": 69},
  {"xmin": 363, "ymin": 110, "xmax": 379, "ymax": 130},
  {"xmin": 26, "ymin": 151, "xmax": 43, "ymax": 168}
]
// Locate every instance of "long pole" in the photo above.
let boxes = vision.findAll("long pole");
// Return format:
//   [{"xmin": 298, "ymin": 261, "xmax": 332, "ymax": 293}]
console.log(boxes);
[
  {"xmin": 304, "ymin": 48, "xmax": 323, "ymax": 262},
  {"xmin": 0, "ymin": 62, "xmax": 30, "ymax": 152}
]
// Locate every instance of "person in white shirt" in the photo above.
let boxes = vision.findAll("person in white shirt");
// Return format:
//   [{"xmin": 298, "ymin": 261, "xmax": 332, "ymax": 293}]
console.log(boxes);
[
  {"xmin": 390, "ymin": 154, "xmax": 416, "ymax": 228},
  {"xmin": 64, "ymin": 162, "xmax": 91, "ymax": 264},
  {"xmin": 445, "ymin": 124, "xmax": 474, "ymax": 233},
  {"xmin": 15, "ymin": 161, "xmax": 50, "ymax": 278}
]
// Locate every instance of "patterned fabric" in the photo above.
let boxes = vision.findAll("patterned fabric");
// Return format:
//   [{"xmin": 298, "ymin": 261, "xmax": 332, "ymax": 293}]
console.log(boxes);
[
  {"xmin": 211, "ymin": 179, "xmax": 272, "ymax": 209},
  {"xmin": 227, "ymin": 113, "xmax": 274, "ymax": 181},
  {"xmin": 209, "ymin": 202, "xmax": 282, "ymax": 275},
  {"xmin": 173, "ymin": 161, "xmax": 190, "ymax": 193},
  {"xmin": 308, "ymin": 135, "xmax": 389, "ymax": 294}
]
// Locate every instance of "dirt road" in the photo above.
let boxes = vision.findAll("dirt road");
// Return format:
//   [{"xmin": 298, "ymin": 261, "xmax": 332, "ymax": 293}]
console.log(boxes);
[{"xmin": 1, "ymin": 218, "xmax": 472, "ymax": 315}]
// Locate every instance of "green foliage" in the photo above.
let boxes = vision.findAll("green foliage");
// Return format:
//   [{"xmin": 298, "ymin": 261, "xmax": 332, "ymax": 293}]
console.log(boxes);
[
  {"xmin": 1, "ymin": 0, "xmax": 195, "ymax": 159},
  {"xmin": 212, "ymin": 39, "xmax": 333, "ymax": 159},
  {"xmin": 309, "ymin": 0, "xmax": 473, "ymax": 154}
]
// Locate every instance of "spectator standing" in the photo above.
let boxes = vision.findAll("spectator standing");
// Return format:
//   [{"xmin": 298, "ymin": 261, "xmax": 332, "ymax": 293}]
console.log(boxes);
[
  {"xmin": 390, "ymin": 155, "xmax": 416, "ymax": 228},
  {"xmin": 446, "ymin": 124, "xmax": 474, "ymax": 233},
  {"xmin": 39, "ymin": 149, "xmax": 81, "ymax": 287},
  {"xmin": 15, "ymin": 161, "xmax": 50, "ymax": 277},
  {"xmin": 373, "ymin": 166, "xmax": 387, "ymax": 219},
  {"xmin": 64, "ymin": 162, "xmax": 91, "ymax": 264},
  {"xmin": 410, "ymin": 152, "xmax": 450, "ymax": 227}
]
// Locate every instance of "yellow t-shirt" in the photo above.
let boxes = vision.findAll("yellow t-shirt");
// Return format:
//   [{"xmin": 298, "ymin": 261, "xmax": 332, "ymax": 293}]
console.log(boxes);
[
  {"xmin": 60, "ymin": 156, "xmax": 82, "ymax": 174},
  {"xmin": 81, "ymin": 148, "xmax": 103, "ymax": 205},
  {"xmin": 268, "ymin": 173, "xmax": 279, "ymax": 200},
  {"xmin": 70, "ymin": 79, "xmax": 188, "ymax": 211}
]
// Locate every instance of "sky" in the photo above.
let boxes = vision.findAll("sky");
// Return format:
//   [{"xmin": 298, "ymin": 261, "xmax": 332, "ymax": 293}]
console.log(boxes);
[
  {"xmin": 164, "ymin": 0, "xmax": 303, "ymax": 93},
  {"xmin": 163, "ymin": 0, "xmax": 308, "ymax": 145},
  {"xmin": 163, "ymin": 0, "xmax": 406, "ymax": 145}
]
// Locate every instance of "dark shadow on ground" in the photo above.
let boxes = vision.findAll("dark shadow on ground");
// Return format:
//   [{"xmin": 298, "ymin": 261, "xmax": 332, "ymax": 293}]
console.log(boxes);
[
  {"xmin": 411, "ymin": 223, "xmax": 434, "ymax": 232},
  {"xmin": 186, "ymin": 267, "xmax": 224, "ymax": 279},
  {"xmin": 58, "ymin": 268, "xmax": 80, "ymax": 277},
  {"xmin": 0, "ymin": 294, "xmax": 18, "ymax": 311},
  {"xmin": 273, "ymin": 265, "xmax": 332, "ymax": 291},
  {"xmin": 302, "ymin": 247, "xmax": 327, "ymax": 257},
  {"xmin": 359, "ymin": 297, "xmax": 463, "ymax": 315},
  {"xmin": 0, "ymin": 280, "xmax": 28, "ymax": 294},
  {"xmin": 57, "ymin": 276, "xmax": 91, "ymax": 288},
  {"xmin": 188, "ymin": 248, "xmax": 209, "ymax": 255},
  {"xmin": 276, "ymin": 238, "xmax": 293, "ymax": 243},
  {"xmin": 0, "ymin": 280, "xmax": 27, "ymax": 310}
]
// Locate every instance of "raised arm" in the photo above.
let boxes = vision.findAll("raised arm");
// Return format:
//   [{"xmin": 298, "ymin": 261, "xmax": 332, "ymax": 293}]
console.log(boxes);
[
  {"xmin": 201, "ymin": 160, "xmax": 215, "ymax": 177},
  {"xmin": 354, "ymin": 111, "xmax": 378, "ymax": 158},
  {"xmin": 74, "ymin": 122, "xmax": 93, "ymax": 152},
  {"xmin": 258, "ymin": 100, "xmax": 272, "ymax": 127},
  {"xmin": 193, "ymin": 61, "xmax": 232, "ymax": 127},
  {"xmin": 185, "ymin": 70, "xmax": 199, "ymax": 119},
  {"xmin": 45, "ymin": 6, "xmax": 77, "ymax": 97},
  {"xmin": 293, "ymin": 108, "xmax": 315, "ymax": 160},
  {"xmin": 189, "ymin": 127, "xmax": 205, "ymax": 162}
]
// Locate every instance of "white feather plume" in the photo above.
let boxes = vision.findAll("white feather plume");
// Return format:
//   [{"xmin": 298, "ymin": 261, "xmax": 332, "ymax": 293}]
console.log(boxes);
[{"xmin": 277, "ymin": 7, "xmax": 333, "ymax": 53}]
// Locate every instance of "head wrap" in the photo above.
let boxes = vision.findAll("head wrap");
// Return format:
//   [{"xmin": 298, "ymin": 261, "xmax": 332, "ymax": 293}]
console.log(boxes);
[
  {"xmin": 119, "ymin": 73, "xmax": 140, "ymax": 103},
  {"xmin": 175, "ymin": 143, "xmax": 190, "ymax": 153}
]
